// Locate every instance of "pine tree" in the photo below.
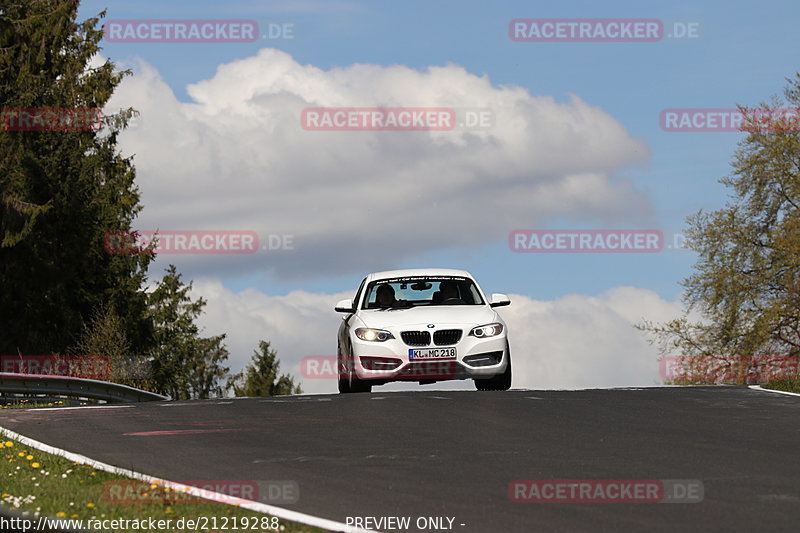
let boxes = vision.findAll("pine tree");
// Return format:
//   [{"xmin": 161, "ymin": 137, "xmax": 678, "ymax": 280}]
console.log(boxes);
[
  {"xmin": 147, "ymin": 265, "xmax": 229, "ymax": 399},
  {"xmin": 0, "ymin": 1, "xmax": 152, "ymax": 355},
  {"xmin": 230, "ymin": 340, "xmax": 302, "ymax": 397}
]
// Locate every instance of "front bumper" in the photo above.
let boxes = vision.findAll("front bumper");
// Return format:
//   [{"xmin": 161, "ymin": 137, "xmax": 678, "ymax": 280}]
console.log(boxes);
[{"xmin": 350, "ymin": 329, "xmax": 508, "ymax": 382}]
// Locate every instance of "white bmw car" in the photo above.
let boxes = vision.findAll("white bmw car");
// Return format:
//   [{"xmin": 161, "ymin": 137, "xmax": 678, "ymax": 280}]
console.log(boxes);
[{"xmin": 335, "ymin": 268, "xmax": 511, "ymax": 393}]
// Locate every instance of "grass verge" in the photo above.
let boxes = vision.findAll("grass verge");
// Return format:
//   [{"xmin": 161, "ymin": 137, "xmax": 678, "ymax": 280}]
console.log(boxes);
[
  {"xmin": 2, "ymin": 400, "xmax": 84, "ymax": 409},
  {"xmin": 0, "ymin": 437, "xmax": 331, "ymax": 533},
  {"xmin": 762, "ymin": 379, "xmax": 800, "ymax": 394}
]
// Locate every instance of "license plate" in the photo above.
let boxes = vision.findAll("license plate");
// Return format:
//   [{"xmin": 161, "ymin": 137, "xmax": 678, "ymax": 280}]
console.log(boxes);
[{"xmin": 409, "ymin": 347, "xmax": 457, "ymax": 360}]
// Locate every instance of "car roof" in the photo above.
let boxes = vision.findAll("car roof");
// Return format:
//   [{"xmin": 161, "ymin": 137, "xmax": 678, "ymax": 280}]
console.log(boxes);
[{"xmin": 365, "ymin": 268, "xmax": 474, "ymax": 282}]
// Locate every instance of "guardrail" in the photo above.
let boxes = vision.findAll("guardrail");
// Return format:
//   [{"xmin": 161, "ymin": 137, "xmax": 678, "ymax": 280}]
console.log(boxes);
[{"xmin": 0, "ymin": 373, "xmax": 169, "ymax": 403}]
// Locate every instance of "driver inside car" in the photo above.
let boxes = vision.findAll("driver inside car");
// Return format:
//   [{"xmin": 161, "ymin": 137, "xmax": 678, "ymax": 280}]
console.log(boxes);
[
  {"xmin": 433, "ymin": 280, "xmax": 460, "ymax": 304},
  {"xmin": 375, "ymin": 283, "xmax": 410, "ymax": 309},
  {"xmin": 376, "ymin": 284, "xmax": 398, "ymax": 308},
  {"xmin": 439, "ymin": 281, "xmax": 460, "ymax": 301}
]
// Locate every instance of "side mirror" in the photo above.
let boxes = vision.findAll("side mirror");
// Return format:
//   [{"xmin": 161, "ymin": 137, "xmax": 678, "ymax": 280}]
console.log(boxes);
[
  {"xmin": 490, "ymin": 293, "xmax": 511, "ymax": 307},
  {"xmin": 334, "ymin": 298, "xmax": 355, "ymax": 313}
]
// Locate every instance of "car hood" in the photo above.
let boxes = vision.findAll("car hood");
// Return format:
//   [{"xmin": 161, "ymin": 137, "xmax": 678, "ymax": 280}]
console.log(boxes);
[{"xmin": 358, "ymin": 305, "xmax": 499, "ymax": 329}]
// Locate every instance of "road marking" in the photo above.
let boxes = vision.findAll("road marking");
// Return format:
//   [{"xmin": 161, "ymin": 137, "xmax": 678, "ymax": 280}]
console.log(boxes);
[
  {"xmin": 0, "ymin": 426, "xmax": 377, "ymax": 533},
  {"xmin": 370, "ymin": 397, "xmax": 386, "ymax": 400},
  {"xmin": 758, "ymin": 494, "xmax": 800, "ymax": 501},
  {"xmin": 27, "ymin": 405, "xmax": 132, "ymax": 411},
  {"xmin": 748, "ymin": 385, "xmax": 800, "ymax": 397},
  {"xmin": 526, "ymin": 396, "xmax": 544, "ymax": 400},
  {"xmin": 429, "ymin": 396, "xmax": 450, "ymax": 400},
  {"xmin": 258, "ymin": 398, "xmax": 332, "ymax": 403},
  {"xmin": 124, "ymin": 428, "xmax": 251, "ymax": 436}
]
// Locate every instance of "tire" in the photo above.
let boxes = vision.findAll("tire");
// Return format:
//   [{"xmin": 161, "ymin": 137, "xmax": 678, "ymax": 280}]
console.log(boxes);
[
  {"xmin": 338, "ymin": 345, "xmax": 371, "ymax": 393},
  {"xmin": 474, "ymin": 343, "xmax": 512, "ymax": 391},
  {"xmin": 350, "ymin": 376, "xmax": 372, "ymax": 393},
  {"xmin": 337, "ymin": 348, "xmax": 351, "ymax": 393}
]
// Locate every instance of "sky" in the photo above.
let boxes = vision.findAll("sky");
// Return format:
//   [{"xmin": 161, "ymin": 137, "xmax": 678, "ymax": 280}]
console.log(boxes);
[{"xmin": 78, "ymin": 0, "xmax": 800, "ymax": 393}]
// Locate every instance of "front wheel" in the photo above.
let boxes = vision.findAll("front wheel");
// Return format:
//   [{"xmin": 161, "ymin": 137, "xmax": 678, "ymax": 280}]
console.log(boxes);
[
  {"xmin": 337, "ymin": 348, "xmax": 351, "ymax": 393},
  {"xmin": 338, "ymin": 346, "xmax": 372, "ymax": 393},
  {"xmin": 474, "ymin": 344, "xmax": 511, "ymax": 391}
]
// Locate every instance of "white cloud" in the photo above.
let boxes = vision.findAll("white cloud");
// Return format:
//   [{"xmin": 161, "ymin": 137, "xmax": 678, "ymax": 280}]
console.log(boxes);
[
  {"xmin": 107, "ymin": 48, "xmax": 652, "ymax": 280},
  {"xmin": 496, "ymin": 287, "xmax": 683, "ymax": 390},
  {"xmin": 191, "ymin": 281, "xmax": 682, "ymax": 394}
]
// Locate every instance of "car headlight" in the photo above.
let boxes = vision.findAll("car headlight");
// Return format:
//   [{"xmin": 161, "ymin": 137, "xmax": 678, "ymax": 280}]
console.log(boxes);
[
  {"xmin": 469, "ymin": 323, "xmax": 504, "ymax": 338},
  {"xmin": 355, "ymin": 328, "xmax": 395, "ymax": 342}
]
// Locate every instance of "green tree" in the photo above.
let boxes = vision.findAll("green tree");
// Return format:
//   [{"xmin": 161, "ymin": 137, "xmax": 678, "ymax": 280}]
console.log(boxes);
[
  {"xmin": 642, "ymin": 75, "xmax": 800, "ymax": 384},
  {"xmin": 68, "ymin": 302, "xmax": 155, "ymax": 387},
  {"xmin": 230, "ymin": 340, "xmax": 302, "ymax": 397},
  {"xmin": 71, "ymin": 302, "xmax": 130, "ymax": 361},
  {"xmin": 148, "ymin": 265, "xmax": 230, "ymax": 399},
  {"xmin": 0, "ymin": 1, "xmax": 152, "ymax": 355}
]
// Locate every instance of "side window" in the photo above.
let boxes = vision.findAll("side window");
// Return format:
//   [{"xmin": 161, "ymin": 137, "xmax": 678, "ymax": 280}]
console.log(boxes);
[{"xmin": 352, "ymin": 278, "xmax": 366, "ymax": 310}]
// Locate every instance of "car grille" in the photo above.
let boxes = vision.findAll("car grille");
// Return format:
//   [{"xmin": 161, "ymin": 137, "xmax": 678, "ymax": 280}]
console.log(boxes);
[
  {"xmin": 433, "ymin": 329, "xmax": 462, "ymax": 346},
  {"xmin": 401, "ymin": 331, "xmax": 431, "ymax": 346}
]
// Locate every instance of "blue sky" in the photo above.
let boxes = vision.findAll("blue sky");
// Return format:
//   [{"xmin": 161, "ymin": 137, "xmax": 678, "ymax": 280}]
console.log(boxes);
[{"xmin": 80, "ymin": 0, "xmax": 798, "ymax": 303}]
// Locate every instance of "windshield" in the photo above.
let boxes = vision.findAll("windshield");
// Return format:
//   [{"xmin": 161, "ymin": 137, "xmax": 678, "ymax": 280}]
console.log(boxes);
[{"xmin": 361, "ymin": 276, "xmax": 484, "ymax": 309}]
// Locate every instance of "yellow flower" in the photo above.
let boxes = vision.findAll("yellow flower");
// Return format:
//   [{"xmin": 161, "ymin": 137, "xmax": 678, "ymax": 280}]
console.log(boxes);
[
  {"xmin": 3, "ymin": 442, "xmax": 12, "ymax": 447},
  {"xmin": 26, "ymin": 455, "xmax": 33, "ymax": 460},
  {"xmin": 165, "ymin": 506, "xmax": 173, "ymax": 514},
  {"xmin": 71, "ymin": 514, "xmax": 78, "ymax": 518},
  {"xmin": 86, "ymin": 502, "xmax": 95, "ymax": 508},
  {"xmin": 56, "ymin": 512, "xmax": 66, "ymax": 517},
  {"xmin": 31, "ymin": 462, "xmax": 40, "ymax": 468},
  {"xmin": 17, "ymin": 452, "xmax": 24, "ymax": 457}
]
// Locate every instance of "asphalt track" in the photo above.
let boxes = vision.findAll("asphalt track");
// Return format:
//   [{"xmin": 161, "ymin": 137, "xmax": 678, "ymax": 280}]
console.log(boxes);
[{"xmin": 1, "ymin": 387, "xmax": 799, "ymax": 532}]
